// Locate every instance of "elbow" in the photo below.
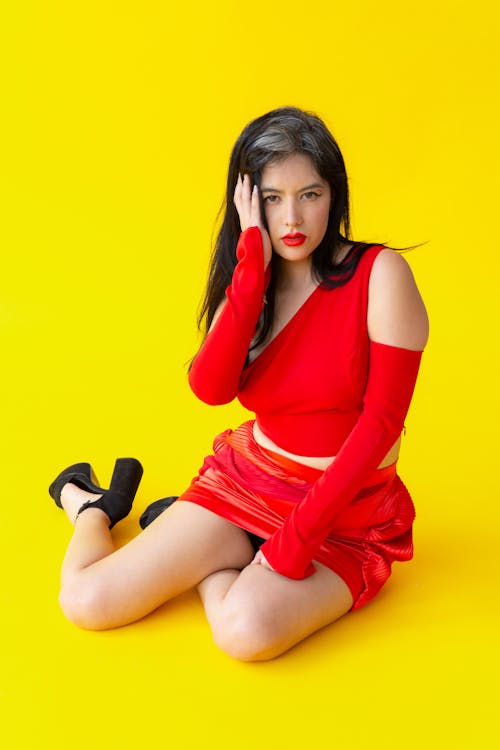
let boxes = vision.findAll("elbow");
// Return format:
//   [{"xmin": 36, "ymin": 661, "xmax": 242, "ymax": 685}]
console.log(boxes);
[
  {"xmin": 193, "ymin": 391, "xmax": 235, "ymax": 406},
  {"xmin": 188, "ymin": 376, "xmax": 235, "ymax": 406}
]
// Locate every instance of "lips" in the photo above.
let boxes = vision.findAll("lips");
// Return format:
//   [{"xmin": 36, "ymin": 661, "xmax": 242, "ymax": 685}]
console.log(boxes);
[{"xmin": 281, "ymin": 233, "xmax": 306, "ymax": 246}]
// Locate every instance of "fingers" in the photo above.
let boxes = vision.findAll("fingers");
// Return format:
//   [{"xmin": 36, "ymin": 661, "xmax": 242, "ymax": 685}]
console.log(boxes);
[
  {"xmin": 260, "ymin": 551, "xmax": 275, "ymax": 572},
  {"xmin": 250, "ymin": 183, "xmax": 260, "ymax": 227},
  {"xmin": 233, "ymin": 173, "xmax": 250, "ymax": 213},
  {"xmin": 233, "ymin": 172, "xmax": 261, "ymax": 231},
  {"xmin": 250, "ymin": 549, "xmax": 263, "ymax": 565}
]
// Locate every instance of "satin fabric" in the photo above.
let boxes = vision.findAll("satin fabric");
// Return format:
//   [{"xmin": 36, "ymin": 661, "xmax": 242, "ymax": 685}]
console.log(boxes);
[{"xmin": 177, "ymin": 420, "xmax": 415, "ymax": 610}]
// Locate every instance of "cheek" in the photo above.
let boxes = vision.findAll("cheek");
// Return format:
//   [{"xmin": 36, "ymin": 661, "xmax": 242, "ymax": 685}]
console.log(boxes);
[
  {"xmin": 313, "ymin": 203, "xmax": 331, "ymax": 230},
  {"xmin": 265, "ymin": 209, "xmax": 279, "ymax": 234},
  {"xmin": 307, "ymin": 211, "xmax": 329, "ymax": 246}
]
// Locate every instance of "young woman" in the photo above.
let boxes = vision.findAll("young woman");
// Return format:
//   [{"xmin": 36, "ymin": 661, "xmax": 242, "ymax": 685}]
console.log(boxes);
[{"xmin": 49, "ymin": 106, "xmax": 429, "ymax": 661}]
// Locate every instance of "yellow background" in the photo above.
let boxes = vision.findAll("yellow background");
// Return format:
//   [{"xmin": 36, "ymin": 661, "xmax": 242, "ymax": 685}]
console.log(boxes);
[{"xmin": 1, "ymin": 1, "xmax": 499, "ymax": 747}]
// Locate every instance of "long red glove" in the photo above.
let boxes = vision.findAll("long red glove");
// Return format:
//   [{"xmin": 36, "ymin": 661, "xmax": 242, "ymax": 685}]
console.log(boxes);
[
  {"xmin": 188, "ymin": 226, "xmax": 271, "ymax": 405},
  {"xmin": 260, "ymin": 340, "xmax": 424, "ymax": 579}
]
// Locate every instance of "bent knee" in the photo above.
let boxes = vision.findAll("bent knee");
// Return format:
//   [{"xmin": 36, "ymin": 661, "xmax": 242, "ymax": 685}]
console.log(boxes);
[
  {"xmin": 58, "ymin": 579, "xmax": 110, "ymax": 630},
  {"xmin": 212, "ymin": 606, "xmax": 281, "ymax": 662}
]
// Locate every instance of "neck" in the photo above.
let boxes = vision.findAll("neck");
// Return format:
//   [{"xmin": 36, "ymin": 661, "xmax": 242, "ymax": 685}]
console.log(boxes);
[{"xmin": 274, "ymin": 256, "xmax": 316, "ymax": 292}]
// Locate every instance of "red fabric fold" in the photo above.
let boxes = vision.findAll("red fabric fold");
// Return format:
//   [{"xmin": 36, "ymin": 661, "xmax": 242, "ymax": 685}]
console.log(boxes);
[
  {"xmin": 259, "ymin": 341, "xmax": 422, "ymax": 579},
  {"xmin": 177, "ymin": 420, "xmax": 415, "ymax": 610}
]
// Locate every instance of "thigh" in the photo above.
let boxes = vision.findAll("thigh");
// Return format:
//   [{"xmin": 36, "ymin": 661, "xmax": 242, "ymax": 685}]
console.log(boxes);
[
  {"xmin": 216, "ymin": 560, "xmax": 354, "ymax": 660},
  {"xmin": 76, "ymin": 501, "xmax": 256, "ymax": 627}
]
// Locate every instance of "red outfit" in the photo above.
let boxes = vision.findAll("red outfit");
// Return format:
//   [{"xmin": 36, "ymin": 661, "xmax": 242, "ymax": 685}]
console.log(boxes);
[
  {"xmin": 186, "ymin": 226, "xmax": 424, "ymax": 601},
  {"xmin": 178, "ymin": 420, "xmax": 415, "ymax": 609}
]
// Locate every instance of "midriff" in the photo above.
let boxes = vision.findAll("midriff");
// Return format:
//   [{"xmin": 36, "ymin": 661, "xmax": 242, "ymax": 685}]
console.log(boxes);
[{"xmin": 252, "ymin": 420, "xmax": 401, "ymax": 472}]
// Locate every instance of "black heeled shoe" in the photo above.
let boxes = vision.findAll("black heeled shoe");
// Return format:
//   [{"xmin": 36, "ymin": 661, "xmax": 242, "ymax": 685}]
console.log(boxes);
[
  {"xmin": 139, "ymin": 496, "xmax": 179, "ymax": 529},
  {"xmin": 49, "ymin": 462, "xmax": 104, "ymax": 507},
  {"xmin": 49, "ymin": 457, "xmax": 144, "ymax": 529}
]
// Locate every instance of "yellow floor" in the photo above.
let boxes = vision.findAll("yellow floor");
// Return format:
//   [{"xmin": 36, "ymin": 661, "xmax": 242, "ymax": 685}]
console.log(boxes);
[
  {"xmin": 3, "ymin": 443, "xmax": 498, "ymax": 748},
  {"xmin": 2, "ymin": 2, "xmax": 499, "ymax": 748}
]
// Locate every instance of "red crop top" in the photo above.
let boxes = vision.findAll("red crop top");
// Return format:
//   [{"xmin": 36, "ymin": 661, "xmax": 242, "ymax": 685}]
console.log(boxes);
[
  {"xmin": 238, "ymin": 240, "xmax": 389, "ymax": 456},
  {"xmin": 188, "ymin": 226, "xmax": 424, "ymax": 579}
]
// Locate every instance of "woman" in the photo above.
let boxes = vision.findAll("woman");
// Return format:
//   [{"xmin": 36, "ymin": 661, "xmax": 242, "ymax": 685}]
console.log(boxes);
[{"xmin": 49, "ymin": 106, "xmax": 429, "ymax": 661}]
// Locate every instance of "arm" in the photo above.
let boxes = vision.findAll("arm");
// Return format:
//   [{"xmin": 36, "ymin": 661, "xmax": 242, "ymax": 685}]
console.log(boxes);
[
  {"xmin": 188, "ymin": 225, "xmax": 271, "ymax": 405},
  {"xmin": 189, "ymin": 174, "xmax": 273, "ymax": 405},
  {"xmin": 259, "ymin": 249, "xmax": 430, "ymax": 578}
]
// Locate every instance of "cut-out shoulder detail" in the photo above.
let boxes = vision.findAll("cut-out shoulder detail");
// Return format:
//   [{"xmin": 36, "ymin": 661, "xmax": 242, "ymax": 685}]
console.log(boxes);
[{"xmin": 368, "ymin": 248, "xmax": 429, "ymax": 351}]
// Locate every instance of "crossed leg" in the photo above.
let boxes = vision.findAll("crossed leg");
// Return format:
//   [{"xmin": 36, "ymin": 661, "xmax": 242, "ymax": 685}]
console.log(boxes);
[
  {"xmin": 57, "ymin": 485, "xmax": 353, "ymax": 660},
  {"xmin": 198, "ymin": 561, "xmax": 353, "ymax": 661}
]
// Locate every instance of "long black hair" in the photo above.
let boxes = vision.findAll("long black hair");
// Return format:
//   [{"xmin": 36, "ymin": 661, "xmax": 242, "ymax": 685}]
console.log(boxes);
[{"xmin": 194, "ymin": 105, "xmax": 423, "ymax": 356}]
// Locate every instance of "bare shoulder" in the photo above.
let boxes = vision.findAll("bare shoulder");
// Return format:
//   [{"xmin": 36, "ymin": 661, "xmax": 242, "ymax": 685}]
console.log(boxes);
[
  {"xmin": 369, "ymin": 248, "xmax": 419, "ymax": 299},
  {"xmin": 367, "ymin": 247, "xmax": 429, "ymax": 350}
]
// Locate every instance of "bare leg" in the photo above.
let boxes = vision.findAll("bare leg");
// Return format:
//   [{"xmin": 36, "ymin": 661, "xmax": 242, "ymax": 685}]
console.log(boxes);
[
  {"xmin": 55, "ymin": 488, "xmax": 256, "ymax": 631},
  {"xmin": 57, "ymin": 485, "xmax": 354, "ymax": 661},
  {"xmin": 198, "ymin": 561, "xmax": 354, "ymax": 661},
  {"xmin": 59, "ymin": 484, "xmax": 114, "ymax": 586}
]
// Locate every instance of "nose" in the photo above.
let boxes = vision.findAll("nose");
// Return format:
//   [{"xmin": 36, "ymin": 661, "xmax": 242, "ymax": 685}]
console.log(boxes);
[{"xmin": 284, "ymin": 198, "xmax": 303, "ymax": 229}]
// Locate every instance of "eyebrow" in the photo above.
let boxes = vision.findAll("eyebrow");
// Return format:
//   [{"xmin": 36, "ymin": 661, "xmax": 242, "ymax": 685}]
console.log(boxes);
[{"xmin": 260, "ymin": 182, "xmax": 326, "ymax": 193}]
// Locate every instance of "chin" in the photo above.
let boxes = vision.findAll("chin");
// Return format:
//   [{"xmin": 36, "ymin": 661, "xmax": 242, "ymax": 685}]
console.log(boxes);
[
  {"xmin": 273, "ymin": 241, "xmax": 316, "ymax": 261},
  {"xmin": 275, "ymin": 252, "xmax": 314, "ymax": 265}
]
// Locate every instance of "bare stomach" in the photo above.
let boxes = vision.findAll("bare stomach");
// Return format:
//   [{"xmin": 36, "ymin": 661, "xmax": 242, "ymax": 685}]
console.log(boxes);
[{"xmin": 252, "ymin": 421, "xmax": 401, "ymax": 471}]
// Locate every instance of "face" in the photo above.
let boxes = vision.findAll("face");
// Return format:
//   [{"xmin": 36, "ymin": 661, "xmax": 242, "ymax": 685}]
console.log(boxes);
[{"xmin": 260, "ymin": 153, "xmax": 332, "ymax": 264}]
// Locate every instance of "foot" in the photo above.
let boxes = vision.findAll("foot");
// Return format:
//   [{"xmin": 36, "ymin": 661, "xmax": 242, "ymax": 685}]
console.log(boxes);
[
  {"xmin": 60, "ymin": 482, "xmax": 108, "ymax": 525},
  {"xmin": 139, "ymin": 496, "xmax": 179, "ymax": 529}
]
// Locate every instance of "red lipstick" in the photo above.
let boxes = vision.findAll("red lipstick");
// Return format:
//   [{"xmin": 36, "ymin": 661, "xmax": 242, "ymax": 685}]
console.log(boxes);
[{"xmin": 281, "ymin": 233, "xmax": 306, "ymax": 246}]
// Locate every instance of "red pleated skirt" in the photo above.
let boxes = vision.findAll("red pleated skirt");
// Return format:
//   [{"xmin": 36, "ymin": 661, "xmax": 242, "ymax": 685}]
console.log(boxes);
[{"xmin": 177, "ymin": 420, "xmax": 416, "ymax": 610}]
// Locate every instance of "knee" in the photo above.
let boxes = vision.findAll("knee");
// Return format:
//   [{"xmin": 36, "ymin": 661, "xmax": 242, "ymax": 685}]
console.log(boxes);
[
  {"xmin": 212, "ymin": 605, "xmax": 280, "ymax": 662},
  {"xmin": 58, "ymin": 578, "xmax": 109, "ymax": 630}
]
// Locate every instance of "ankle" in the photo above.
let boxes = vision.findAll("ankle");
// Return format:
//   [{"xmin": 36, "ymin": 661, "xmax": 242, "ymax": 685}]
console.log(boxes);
[
  {"xmin": 73, "ymin": 506, "xmax": 111, "ymax": 527},
  {"xmin": 61, "ymin": 483, "xmax": 104, "ymax": 524}
]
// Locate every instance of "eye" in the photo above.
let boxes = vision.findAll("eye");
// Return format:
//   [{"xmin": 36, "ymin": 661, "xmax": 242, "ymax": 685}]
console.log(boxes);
[
  {"xmin": 263, "ymin": 195, "xmax": 279, "ymax": 203},
  {"xmin": 302, "ymin": 191, "xmax": 321, "ymax": 200}
]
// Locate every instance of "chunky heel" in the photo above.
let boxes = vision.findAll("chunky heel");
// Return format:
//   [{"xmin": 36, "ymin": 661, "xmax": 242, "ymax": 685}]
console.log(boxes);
[
  {"xmin": 49, "ymin": 457, "xmax": 144, "ymax": 528},
  {"xmin": 76, "ymin": 457, "xmax": 144, "ymax": 529},
  {"xmin": 109, "ymin": 457, "xmax": 143, "ymax": 499}
]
